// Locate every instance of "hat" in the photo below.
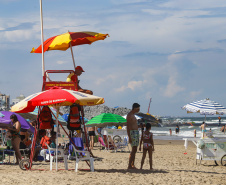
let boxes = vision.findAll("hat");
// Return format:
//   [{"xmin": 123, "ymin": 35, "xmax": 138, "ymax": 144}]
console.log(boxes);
[{"xmin": 75, "ymin": 66, "xmax": 85, "ymax": 72}]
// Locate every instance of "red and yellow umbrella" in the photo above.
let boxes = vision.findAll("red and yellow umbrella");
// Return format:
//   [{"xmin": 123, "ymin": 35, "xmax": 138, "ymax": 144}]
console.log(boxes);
[
  {"xmin": 11, "ymin": 86, "xmax": 105, "ymax": 113},
  {"xmin": 31, "ymin": 31, "xmax": 109, "ymax": 53}
]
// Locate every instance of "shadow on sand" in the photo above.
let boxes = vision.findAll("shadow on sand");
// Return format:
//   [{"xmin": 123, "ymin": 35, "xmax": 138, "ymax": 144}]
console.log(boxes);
[{"xmin": 95, "ymin": 168, "xmax": 168, "ymax": 174}]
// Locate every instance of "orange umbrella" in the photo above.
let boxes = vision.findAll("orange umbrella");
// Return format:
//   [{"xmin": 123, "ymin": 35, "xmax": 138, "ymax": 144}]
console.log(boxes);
[{"xmin": 31, "ymin": 31, "xmax": 109, "ymax": 53}]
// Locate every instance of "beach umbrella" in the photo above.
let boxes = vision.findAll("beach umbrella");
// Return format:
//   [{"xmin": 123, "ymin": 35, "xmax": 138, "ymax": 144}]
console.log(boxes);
[
  {"xmin": 182, "ymin": 98, "xmax": 226, "ymax": 120},
  {"xmin": 86, "ymin": 113, "xmax": 127, "ymax": 128},
  {"xmin": 11, "ymin": 87, "xmax": 104, "ymax": 113},
  {"xmin": 11, "ymin": 86, "xmax": 104, "ymax": 171},
  {"xmin": 31, "ymin": 31, "xmax": 109, "ymax": 74},
  {"xmin": 30, "ymin": 107, "xmax": 66, "ymax": 123},
  {"xmin": 0, "ymin": 111, "xmax": 35, "ymax": 133},
  {"xmin": 31, "ymin": 31, "xmax": 109, "ymax": 53}
]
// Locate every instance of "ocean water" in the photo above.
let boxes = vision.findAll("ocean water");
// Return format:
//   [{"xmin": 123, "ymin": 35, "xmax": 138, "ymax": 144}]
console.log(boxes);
[{"xmin": 151, "ymin": 116, "xmax": 226, "ymax": 140}]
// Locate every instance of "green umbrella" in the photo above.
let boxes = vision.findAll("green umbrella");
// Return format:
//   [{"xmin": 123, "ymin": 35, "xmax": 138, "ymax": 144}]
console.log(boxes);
[{"xmin": 85, "ymin": 113, "xmax": 127, "ymax": 127}]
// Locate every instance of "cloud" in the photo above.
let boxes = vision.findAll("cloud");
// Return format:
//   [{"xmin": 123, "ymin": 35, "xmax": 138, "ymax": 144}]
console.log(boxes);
[
  {"xmin": 174, "ymin": 48, "xmax": 224, "ymax": 54},
  {"xmin": 2, "ymin": 30, "xmax": 34, "ymax": 42},
  {"xmin": 189, "ymin": 90, "xmax": 202, "ymax": 99},
  {"xmin": 163, "ymin": 75, "xmax": 185, "ymax": 97},
  {"xmin": 95, "ymin": 75, "xmax": 117, "ymax": 85},
  {"xmin": 115, "ymin": 80, "xmax": 144, "ymax": 92},
  {"xmin": 0, "ymin": 22, "xmax": 35, "ymax": 32},
  {"xmin": 56, "ymin": 60, "xmax": 67, "ymax": 65}
]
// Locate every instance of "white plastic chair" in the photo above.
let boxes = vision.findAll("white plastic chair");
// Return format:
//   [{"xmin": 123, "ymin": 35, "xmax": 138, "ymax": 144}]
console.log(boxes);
[
  {"xmin": 116, "ymin": 137, "xmax": 130, "ymax": 152},
  {"xmin": 45, "ymin": 143, "xmax": 68, "ymax": 171},
  {"xmin": 71, "ymin": 144, "xmax": 94, "ymax": 172}
]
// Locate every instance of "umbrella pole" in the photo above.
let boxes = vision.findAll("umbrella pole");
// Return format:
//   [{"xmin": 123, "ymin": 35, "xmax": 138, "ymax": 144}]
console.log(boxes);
[
  {"xmin": 56, "ymin": 106, "xmax": 59, "ymax": 171},
  {"xmin": 68, "ymin": 30, "xmax": 76, "ymax": 70},
  {"xmin": 70, "ymin": 42, "xmax": 76, "ymax": 70},
  {"xmin": 39, "ymin": 0, "xmax": 45, "ymax": 77}
]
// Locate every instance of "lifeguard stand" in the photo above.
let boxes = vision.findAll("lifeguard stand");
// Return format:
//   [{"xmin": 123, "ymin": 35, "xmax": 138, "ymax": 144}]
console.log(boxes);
[{"xmin": 42, "ymin": 70, "xmax": 78, "ymax": 91}]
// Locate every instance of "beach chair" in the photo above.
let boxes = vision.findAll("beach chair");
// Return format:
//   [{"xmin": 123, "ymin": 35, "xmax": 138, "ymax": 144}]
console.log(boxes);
[
  {"xmin": 45, "ymin": 143, "xmax": 68, "ymax": 171},
  {"xmin": 103, "ymin": 135, "xmax": 121, "ymax": 152},
  {"xmin": 2, "ymin": 140, "xmax": 16, "ymax": 164},
  {"xmin": 98, "ymin": 136, "xmax": 106, "ymax": 150},
  {"xmin": 71, "ymin": 144, "xmax": 94, "ymax": 172},
  {"xmin": 116, "ymin": 137, "xmax": 130, "ymax": 152}
]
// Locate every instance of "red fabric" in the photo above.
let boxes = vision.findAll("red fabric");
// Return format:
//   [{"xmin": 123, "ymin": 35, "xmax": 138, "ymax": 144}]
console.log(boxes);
[
  {"xmin": 40, "ymin": 136, "xmax": 51, "ymax": 149},
  {"xmin": 33, "ymin": 36, "xmax": 57, "ymax": 53},
  {"xmin": 30, "ymin": 88, "xmax": 77, "ymax": 106}
]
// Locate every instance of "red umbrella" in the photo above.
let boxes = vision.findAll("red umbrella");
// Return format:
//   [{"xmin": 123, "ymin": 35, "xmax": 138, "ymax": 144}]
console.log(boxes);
[
  {"xmin": 31, "ymin": 31, "xmax": 109, "ymax": 53},
  {"xmin": 11, "ymin": 86, "xmax": 105, "ymax": 113}
]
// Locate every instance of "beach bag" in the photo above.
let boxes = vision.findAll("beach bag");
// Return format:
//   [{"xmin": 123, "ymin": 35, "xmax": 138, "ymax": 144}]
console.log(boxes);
[
  {"xmin": 67, "ymin": 103, "xmax": 82, "ymax": 131},
  {"xmin": 38, "ymin": 106, "xmax": 54, "ymax": 130}
]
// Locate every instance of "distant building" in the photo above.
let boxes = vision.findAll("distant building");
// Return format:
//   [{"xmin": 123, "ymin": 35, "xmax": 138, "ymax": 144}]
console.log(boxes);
[
  {"xmin": 0, "ymin": 93, "xmax": 10, "ymax": 111},
  {"xmin": 11, "ymin": 94, "xmax": 25, "ymax": 106}
]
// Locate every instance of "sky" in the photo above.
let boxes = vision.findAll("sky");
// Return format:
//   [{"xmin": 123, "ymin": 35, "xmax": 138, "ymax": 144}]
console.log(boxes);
[{"xmin": 1, "ymin": 0, "xmax": 226, "ymax": 117}]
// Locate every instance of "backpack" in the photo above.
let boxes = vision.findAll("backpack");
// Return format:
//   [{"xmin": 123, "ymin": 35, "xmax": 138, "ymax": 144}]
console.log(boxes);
[
  {"xmin": 67, "ymin": 103, "xmax": 82, "ymax": 131},
  {"xmin": 38, "ymin": 106, "xmax": 55, "ymax": 130}
]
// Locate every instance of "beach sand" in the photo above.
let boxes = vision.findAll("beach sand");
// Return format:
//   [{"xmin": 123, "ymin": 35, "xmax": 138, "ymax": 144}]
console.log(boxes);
[{"xmin": 0, "ymin": 140, "xmax": 225, "ymax": 185}]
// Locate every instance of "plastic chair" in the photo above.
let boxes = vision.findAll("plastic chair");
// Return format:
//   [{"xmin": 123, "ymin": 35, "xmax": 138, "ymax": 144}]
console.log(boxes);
[
  {"xmin": 71, "ymin": 144, "xmax": 94, "ymax": 172},
  {"xmin": 45, "ymin": 143, "xmax": 68, "ymax": 171},
  {"xmin": 116, "ymin": 137, "xmax": 130, "ymax": 152}
]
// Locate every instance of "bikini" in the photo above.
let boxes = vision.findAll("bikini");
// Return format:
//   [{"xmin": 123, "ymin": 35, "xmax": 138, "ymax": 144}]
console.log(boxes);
[
  {"xmin": 143, "ymin": 132, "xmax": 152, "ymax": 149},
  {"xmin": 10, "ymin": 123, "xmax": 21, "ymax": 140}
]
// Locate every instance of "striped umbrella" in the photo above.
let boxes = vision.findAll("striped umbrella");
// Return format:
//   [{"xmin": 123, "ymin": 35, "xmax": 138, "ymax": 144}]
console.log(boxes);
[{"xmin": 182, "ymin": 98, "xmax": 226, "ymax": 120}]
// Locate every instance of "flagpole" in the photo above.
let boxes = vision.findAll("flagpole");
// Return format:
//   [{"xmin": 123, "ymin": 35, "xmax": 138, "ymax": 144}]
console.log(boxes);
[{"xmin": 40, "ymin": 0, "xmax": 45, "ymax": 77}]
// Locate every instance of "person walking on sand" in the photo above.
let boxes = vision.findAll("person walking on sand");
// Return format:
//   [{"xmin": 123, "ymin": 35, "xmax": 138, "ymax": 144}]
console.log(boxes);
[
  {"xmin": 127, "ymin": 103, "xmax": 140, "ymax": 169},
  {"xmin": 139, "ymin": 123, "xmax": 154, "ymax": 170}
]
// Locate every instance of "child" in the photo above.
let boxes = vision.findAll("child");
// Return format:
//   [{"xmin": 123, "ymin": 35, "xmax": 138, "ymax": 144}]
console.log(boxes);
[
  {"xmin": 169, "ymin": 128, "xmax": 172, "ymax": 136},
  {"xmin": 139, "ymin": 123, "xmax": 154, "ymax": 170}
]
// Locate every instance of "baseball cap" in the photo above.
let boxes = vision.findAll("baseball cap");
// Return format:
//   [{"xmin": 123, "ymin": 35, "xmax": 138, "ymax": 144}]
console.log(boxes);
[{"xmin": 75, "ymin": 66, "xmax": 85, "ymax": 72}]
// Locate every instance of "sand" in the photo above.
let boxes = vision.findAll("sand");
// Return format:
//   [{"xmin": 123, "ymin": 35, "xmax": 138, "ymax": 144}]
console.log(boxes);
[{"xmin": 0, "ymin": 140, "xmax": 225, "ymax": 185}]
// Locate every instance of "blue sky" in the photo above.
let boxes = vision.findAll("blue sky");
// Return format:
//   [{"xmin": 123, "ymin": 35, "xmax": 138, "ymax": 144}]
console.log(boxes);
[{"xmin": 1, "ymin": 0, "xmax": 226, "ymax": 116}]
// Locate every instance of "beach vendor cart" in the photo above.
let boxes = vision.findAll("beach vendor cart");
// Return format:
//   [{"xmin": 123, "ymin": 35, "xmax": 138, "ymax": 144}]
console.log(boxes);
[
  {"xmin": 182, "ymin": 98, "xmax": 226, "ymax": 166},
  {"xmin": 183, "ymin": 135, "xmax": 226, "ymax": 166}
]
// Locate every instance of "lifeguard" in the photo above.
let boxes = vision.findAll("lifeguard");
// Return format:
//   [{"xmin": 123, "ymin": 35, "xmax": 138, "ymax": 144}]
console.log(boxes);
[{"xmin": 66, "ymin": 66, "xmax": 93, "ymax": 95}]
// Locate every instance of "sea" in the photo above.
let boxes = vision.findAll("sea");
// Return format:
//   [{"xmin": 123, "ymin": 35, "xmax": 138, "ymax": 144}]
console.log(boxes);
[{"xmin": 151, "ymin": 116, "xmax": 226, "ymax": 140}]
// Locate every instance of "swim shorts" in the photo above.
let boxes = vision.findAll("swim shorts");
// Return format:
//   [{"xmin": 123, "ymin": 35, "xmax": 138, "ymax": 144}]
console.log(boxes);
[
  {"xmin": 130, "ymin": 130, "xmax": 139, "ymax": 147},
  {"xmin": 89, "ymin": 131, "xmax": 95, "ymax": 136}
]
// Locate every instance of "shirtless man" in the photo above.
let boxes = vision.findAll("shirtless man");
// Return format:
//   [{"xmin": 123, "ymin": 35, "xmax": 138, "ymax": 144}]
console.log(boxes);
[
  {"xmin": 200, "ymin": 121, "xmax": 207, "ymax": 138},
  {"xmin": 127, "ymin": 103, "xmax": 140, "ymax": 169}
]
